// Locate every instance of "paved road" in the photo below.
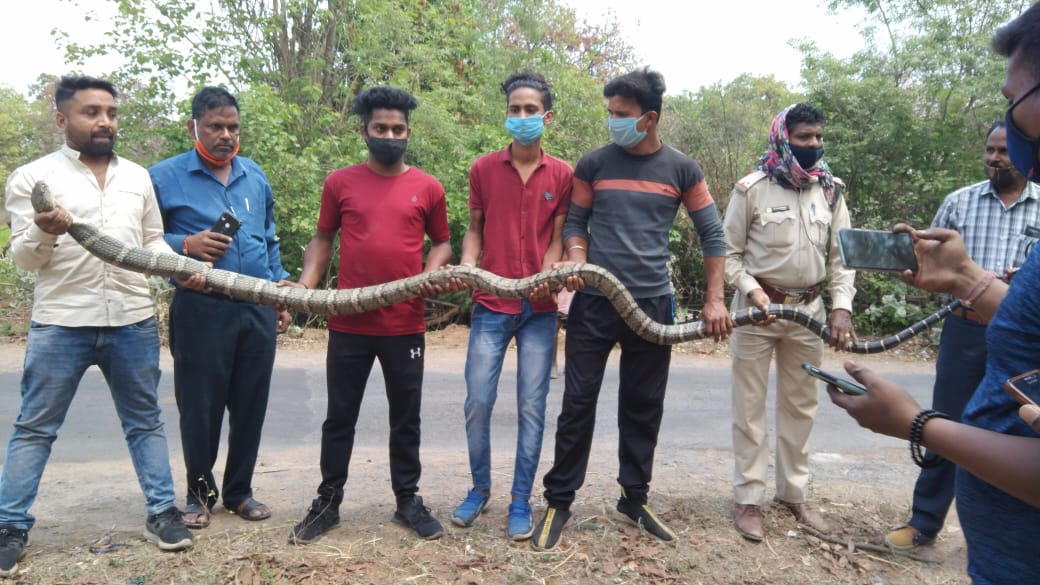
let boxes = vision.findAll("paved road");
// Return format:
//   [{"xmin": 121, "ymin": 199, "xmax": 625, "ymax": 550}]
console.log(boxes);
[{"xmin": 0, "ymin": 347, "xmax": 935, "ymax": 479}]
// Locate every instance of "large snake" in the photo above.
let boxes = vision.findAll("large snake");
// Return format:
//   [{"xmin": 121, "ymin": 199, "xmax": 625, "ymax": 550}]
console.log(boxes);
[{"xmin": 30, "ymin": 180, "xmax": 952, "ymax": 353}]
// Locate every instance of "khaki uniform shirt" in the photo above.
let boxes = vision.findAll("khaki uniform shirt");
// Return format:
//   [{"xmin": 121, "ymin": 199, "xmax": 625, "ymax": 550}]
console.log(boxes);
[
  {"xmin": 5, "ymin": 145, "xmax": 172, "ymax": 327},
  {"xmin": 723, "ymin": 170, "xmax": 856, "ymax": 312}
]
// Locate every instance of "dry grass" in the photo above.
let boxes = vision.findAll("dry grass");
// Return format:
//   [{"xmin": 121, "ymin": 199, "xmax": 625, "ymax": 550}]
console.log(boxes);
[{"xmin": 6, "ymin": 478, "xmax": 968, "ymax": 585}]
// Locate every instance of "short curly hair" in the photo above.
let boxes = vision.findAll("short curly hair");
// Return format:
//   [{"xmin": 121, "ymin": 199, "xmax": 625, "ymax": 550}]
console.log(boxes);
[
  {"xmin": 501, "ymin": 70, "xmax": 553, "ymax": 111},
  {"xmin": 992, "ymin": 3, "xmax": 1040, "ymax": 78},
  {"xmin": 352, "ymin": 87, "xmax": 419, "ymax": 126},
  {"xmin": 603, "ymin": 67, "xmax": 666, "ymax": 118},
  {"xmin": 785, "ymin": 103, "xmax": 826, "ymax": 128}
]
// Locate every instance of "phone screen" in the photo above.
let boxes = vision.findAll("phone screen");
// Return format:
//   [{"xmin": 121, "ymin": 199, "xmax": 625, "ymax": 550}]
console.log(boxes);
[
  {"xmin": 837, "ymin": 229, "xmax": 917, "ymax": 272},
  {"xmin": 1005, "ymin": 369, "xmax": 1040, "ymax": 406},
  {"xmin": 801, "ymin": 362, "xmax": 867, "ymax": 395}
]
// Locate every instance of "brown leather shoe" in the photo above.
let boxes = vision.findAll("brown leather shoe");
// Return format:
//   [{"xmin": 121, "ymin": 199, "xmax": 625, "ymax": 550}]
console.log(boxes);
[
  {"xmin": 774, "ymin": 498, "xmax": 829, "ymax": 533},
  {"xmin": 734, "ymin": 504, "xmax": 764, "ymax": 541}
]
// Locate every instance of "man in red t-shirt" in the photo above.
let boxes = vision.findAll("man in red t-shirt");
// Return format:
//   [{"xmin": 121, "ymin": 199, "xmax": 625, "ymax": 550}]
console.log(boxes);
[
  {"xmin": 450, "ymin": 71, "xmax": 573, "ymax": 541},
  {"xmin": 287, "ymin": 87, "xmax": 454, "ymax": 545}
]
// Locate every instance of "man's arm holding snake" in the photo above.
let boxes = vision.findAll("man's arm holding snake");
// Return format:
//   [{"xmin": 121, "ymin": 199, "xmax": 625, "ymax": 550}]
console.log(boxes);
[
  {"xmin": 825, "ymin": 192, "xmax": 856, "ymax": 350},
  {"xmin": 558, "ymin": 176, "xmax": 592, "ymax": 291},
  {"xmin": 298, "ymin": 229, "xmax": 336, "ymax": 291},
  {"xmin": 683, "ymin": 178, "xmax": 731, "ymax": 341},
  {"xmin": 6, "ymin": 171, "xmax": 63, "ymax": 271}
]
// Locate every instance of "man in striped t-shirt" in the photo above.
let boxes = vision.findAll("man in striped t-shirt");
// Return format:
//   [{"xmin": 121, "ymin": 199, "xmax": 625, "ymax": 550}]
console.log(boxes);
[
  {"xmin": 886, "ymin": 120, "xmax": 1040, "ymax": 550},
  {"xmin": 531, "ymin": 67, "xmax": 732, "ymax": 550}
]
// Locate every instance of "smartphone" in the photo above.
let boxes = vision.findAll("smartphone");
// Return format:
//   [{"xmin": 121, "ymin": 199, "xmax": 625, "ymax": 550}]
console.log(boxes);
[
  {"xmin": 801, "ymin": 362, "xmax": 867, "ymax": 395},
  {"xmin": 210, "ymin": 211, "xmax": 241, "ymax": 237},
  {"xmin": 1004, "ymin": 369, "xmax": 1040, "ymax": 406},
  {"xmin": 837, "ymin": 229, "xmax": 917, "ymax": 272}
]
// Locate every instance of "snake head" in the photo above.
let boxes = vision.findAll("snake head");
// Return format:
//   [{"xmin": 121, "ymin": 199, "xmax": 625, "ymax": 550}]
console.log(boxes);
[{"xmin": 31, "ymin": 180, "xmax": 57, "ymax": 213}]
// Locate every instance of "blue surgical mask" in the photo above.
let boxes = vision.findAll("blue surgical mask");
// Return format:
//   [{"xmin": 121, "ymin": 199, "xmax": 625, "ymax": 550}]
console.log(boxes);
[
  {"xmin": 1006, "ymin": 83, "xmax": 1040, "ymax": 183},
  {"xmin": 608, "ymin": 114, "xmax": 647, "ymax": 148},
  {"xmin": 1006, "ymin": 116, "xmax": 1040, "ymax": 183},
  {"xmin": 505, "ymin": 115, "xmax": 544, "ymax": 146}
]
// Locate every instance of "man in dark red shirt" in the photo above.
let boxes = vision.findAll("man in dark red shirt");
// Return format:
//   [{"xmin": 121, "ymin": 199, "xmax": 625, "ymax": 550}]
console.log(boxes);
[
  {"xmin": 287, "ymin": 86, "xmax": 454, "ymax": 544},
  {"xmin": 450, "ymin": 71, "xmax": 573, "ymax": 541}
]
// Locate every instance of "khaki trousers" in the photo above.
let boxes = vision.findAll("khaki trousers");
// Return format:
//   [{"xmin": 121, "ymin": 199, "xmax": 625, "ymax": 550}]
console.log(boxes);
[{"xmin": 729, "ymin": 294, "xmax": 824, "ymax": 505}]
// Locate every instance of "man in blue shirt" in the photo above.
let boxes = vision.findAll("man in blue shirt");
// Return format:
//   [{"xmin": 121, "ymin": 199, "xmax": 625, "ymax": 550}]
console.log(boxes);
[
  {"xmin": 886, "ymin": 121, "xmax": 1040, "ymax": 550},
  {"xmin": 149, "ymin": 87, "xmax": 293, "ymax": 530}
]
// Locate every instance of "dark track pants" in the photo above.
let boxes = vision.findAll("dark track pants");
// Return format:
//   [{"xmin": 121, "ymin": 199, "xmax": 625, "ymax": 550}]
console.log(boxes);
[
  {"xmin": 542, "ymin": 292, "xmax": 673, "ymax": 508},
  {"xmin": 315, "ymin": 331, "xmax": 425, "ymax": 508}
]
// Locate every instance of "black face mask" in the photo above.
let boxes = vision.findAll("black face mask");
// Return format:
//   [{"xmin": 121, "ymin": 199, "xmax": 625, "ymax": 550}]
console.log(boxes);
[
  {"xmin": 985, "ymin": 163, "xmax": 1019, "ymax": 191},
  {"xmin": 791, "ymin": 144, "xmax": 824, "ymax": 170},
  {"xmin": 367, "ymin": 138, "xmax": 408, "ymax": 165}
]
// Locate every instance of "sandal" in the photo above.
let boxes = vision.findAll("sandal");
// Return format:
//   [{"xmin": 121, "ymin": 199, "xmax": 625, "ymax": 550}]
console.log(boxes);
[
  {"xmin": 228, "ymin": 498, "xmax": 271, "ymax": 521},
  {"xmin": 182, "ymin": 502, "xmax": 211, "ymax": 529}
]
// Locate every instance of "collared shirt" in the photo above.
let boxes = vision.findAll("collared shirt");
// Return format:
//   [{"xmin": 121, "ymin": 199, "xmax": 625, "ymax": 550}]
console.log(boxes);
[
  {"xmin": 149, "ymin": 150, "xmax": 289, "ymax": 283},
  {"xmin": 5, "ymin": 145, "xmax": 171, "ymax": 327},
  {"xmin": 468, "ymin": 147, "xmax": 572, "ymax": 314},
  {"xmin": 931, "ymin": 179, "xmax": 1040, "ymax": 273},
  {"xmin": 723, "ymin": 171, "xmax": 856, "ymax": 312}
]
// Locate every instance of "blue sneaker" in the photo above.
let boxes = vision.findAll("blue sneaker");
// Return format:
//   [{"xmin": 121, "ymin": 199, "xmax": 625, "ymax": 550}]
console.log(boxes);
[
  {"xmin": 507, "ymin": 501, "xmax": 534, "ymax": 541},
  {"xmin": 451, "ymin": 489, "xmax": 489, "ymax": 527}
]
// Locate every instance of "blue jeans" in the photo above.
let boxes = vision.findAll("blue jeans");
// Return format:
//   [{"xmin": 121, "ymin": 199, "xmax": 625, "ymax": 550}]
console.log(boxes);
[
  {"xmin": 0, "ymin": 319, "xmax": 177, "ymax": 529},
  {"xmin": 464, "ymin": 301, "xmax": 555, "ymax": 502}
]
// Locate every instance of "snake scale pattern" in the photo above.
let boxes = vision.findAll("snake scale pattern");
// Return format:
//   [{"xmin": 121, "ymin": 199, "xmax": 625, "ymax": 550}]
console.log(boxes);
[{"xmin": 30, "ymin": 180, "xmax": 952, "ymax": 353}]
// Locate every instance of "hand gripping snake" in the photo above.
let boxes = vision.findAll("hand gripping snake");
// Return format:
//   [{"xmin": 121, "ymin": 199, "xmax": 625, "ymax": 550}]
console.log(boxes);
[{"xmin": 30, "ymin": 180, "xmax": 954, "ymax": 353}]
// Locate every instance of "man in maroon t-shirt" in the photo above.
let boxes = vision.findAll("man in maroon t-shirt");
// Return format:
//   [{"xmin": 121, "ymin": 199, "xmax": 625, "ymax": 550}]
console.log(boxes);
[
  {"xmin": 450, "ymin": 71, "xmax": 573, "ymax": 541},
  {"xmin": 287, "ymin": 86, "xmax": 454, "ymax": 545}
]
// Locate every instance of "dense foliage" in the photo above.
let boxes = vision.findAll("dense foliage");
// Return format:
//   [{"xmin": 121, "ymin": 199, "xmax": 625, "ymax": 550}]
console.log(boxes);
[{"xmin": 0, "ymin": 0, "xmax": 1029, "ymax": 334}]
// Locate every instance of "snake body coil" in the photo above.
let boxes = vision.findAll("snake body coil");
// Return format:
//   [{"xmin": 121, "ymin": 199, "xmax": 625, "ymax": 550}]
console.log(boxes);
[{"xmin": 30, "ymin": 180, "xmax": 950, "ymax": 352}]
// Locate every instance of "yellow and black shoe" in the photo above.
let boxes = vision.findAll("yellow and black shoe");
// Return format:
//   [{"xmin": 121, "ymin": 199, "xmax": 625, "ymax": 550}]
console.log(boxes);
[
  {"xmin": 616, "ymin": 493, "xmax": 676, "ymax": 542},
  {"xmin": 531, "ymin": 506, "xmax": 571, "ymax": 550},
  {"xmin": 885, "ymin": 525, "xmax": 935, "ymax": 550}
]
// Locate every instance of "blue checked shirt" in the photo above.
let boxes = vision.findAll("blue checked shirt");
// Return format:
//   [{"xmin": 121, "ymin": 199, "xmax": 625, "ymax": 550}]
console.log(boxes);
[{"xmin": 931, "ymin": 179, "xmax": 1040, "ymax": 273}]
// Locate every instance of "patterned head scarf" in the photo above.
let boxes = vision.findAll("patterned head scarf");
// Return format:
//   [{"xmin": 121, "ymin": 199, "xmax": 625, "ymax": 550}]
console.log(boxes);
[{"xmin": 757, "ymin": 104, "xmax": 836, "ymax": 207}]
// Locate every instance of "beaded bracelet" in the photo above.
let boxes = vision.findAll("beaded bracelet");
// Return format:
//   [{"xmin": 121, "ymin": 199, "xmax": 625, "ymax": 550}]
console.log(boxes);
[{"xmin": 909, "ymin": 409, "xmax": 950, "ymax": 468}]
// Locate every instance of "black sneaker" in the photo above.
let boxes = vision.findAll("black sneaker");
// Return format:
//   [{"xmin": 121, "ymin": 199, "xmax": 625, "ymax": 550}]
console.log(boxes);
[
  {"xmin": 393, "ymin": 496, "xmax": 443, "ymax": 540},
  {"xmin": 289, "ymin": 500, "xmax": 340, "ymax": 545},
  {"xmin": 144, "ymin": 507, "xmax": 194, "ymax": 551},
  {"xmin": 616, "ymin": 494, "xmax": 675, "ymax": 541},
  {"xmin": 0, "ymin": 526, "xmax": 28, "ymax": 576},
  {"xmin": 530, "ymin": 506, "xmax": 571, "ymax": 550}
]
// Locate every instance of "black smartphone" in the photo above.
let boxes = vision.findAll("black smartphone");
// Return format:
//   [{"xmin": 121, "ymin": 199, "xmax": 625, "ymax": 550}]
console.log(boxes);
[
  {"xmin": 210, "ymin": 211, "xmax": 241, "ymax": 237},
  {"xmin": 801, "ymin": 362, "xmax": 867, "ymax": 395},
  {"xmin": 1004, "ymin": 369, "xmax": 1040, "ymax": 407},
  {"xmin": 837, "ymin": 229, "xmax": 917, "ymax": 272}
]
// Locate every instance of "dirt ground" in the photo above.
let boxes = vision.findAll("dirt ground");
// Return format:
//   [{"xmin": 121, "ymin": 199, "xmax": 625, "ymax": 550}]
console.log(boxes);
[{"xmin": 0, "ymin": 327, "xmax": 971, "ymax": 585}]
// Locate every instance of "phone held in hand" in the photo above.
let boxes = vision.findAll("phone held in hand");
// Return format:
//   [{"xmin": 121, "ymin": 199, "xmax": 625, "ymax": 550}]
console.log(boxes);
[
  {"xmin": 837, "ymin": 229, "xmax": 917, "ymax": 272},
  {"xmin": 1004, "ymin": 369, "xmax": 1040, "ymax": 407},
  {"xmin": 210, "ymin": 211, "xmax": 241, "ymax": 237},
  {"xmin": 801, "ymin": 362, "xmax": 867, "ymax": 395}
]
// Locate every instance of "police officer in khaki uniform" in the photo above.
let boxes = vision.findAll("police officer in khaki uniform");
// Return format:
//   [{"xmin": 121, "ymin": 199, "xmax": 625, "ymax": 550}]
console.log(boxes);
[{"xmin": 722, "ymin": 103, "xmax": 856, "ymax": 542}]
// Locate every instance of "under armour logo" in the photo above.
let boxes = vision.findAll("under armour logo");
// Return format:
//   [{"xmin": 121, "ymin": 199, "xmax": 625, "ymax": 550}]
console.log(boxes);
[{"xmin": 410, "ymin": 347, "xmax": 422, "ymax": 359}]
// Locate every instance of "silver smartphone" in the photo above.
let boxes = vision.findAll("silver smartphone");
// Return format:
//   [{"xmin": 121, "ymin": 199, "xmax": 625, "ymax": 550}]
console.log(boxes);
[{"xmin": 802, "ymin": 362, "xmax": 867, "ymax": 395}]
